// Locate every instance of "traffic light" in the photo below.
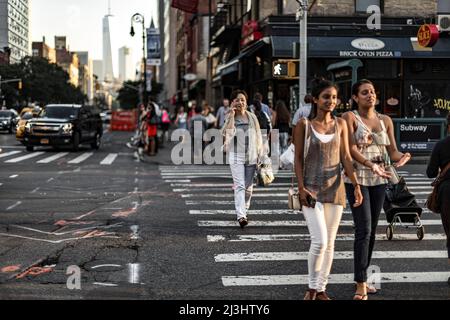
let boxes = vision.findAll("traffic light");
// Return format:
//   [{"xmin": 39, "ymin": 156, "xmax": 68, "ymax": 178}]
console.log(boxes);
[{"xmin": 272, "ymin": 60, "xmax": 298, "ymax": 78}]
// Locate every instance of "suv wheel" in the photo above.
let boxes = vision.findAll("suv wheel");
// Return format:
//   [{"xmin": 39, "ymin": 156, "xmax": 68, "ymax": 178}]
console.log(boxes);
[
  {"xmin": 91, "ymin": 132, "xmax": 101, "ymax": 150},
  {"xmin": 72, "ymin": 132, "xmax": 80, "ymax": 151},
  {"xmin": 26, "ymin": 146, "xmax": 34, "ymax": 152}
]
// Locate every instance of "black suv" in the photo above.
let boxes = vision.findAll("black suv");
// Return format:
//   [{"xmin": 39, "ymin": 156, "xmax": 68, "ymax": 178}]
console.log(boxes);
[
  {"xmin": 23, "ymin": 104, "xmax": 103, "ymax": 151},
  {"xmin": 0, "ymin": 109, "xmax": 19, "ymax": 133}
]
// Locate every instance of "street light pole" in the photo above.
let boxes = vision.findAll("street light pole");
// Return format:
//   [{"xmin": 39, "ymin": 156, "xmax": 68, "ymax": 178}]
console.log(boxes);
[
  {"xmin": 130, "ymin": 13, "xmax": 147, "ymax": 106},
  {"xmin": 296, "ymin": 0, "xmax": 308, "ymax": 106}
]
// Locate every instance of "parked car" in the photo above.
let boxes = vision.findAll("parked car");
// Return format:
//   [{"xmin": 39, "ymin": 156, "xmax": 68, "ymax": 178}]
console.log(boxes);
[
  {"xmin": 100, "ymin": 110, "xmax": 112, "ymax": 124},
  {"xmin": 22, "ymin": 104, "xmax": 103, "ymax": 151},
  {"xmin": 0, "ymin": 109, "xmax": 19, "ymax": 133}
]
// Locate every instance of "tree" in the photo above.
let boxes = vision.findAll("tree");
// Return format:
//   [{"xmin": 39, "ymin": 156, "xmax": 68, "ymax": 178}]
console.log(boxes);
[
  {"xmin": 0, "ymin": 57, "xmax": 87, "ymax": 108},
  {"xmin": 117, "ymin": 80, "xmax": 164, "ymax": 110}
]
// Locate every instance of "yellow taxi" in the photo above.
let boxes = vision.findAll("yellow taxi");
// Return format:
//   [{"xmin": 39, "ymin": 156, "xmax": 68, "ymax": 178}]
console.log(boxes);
[{"xmin": 16, "ymin": 107, "xmax": 35, "ymax": 141}]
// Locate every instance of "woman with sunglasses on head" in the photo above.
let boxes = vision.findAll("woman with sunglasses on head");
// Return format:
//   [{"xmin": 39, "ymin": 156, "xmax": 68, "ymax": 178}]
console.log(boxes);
[
  {"xmin": 342, "ymin": 79, "xmax": 411, "ymax": 300},
  {"xmin": 295, "ymin": 78, "xmax": 363, "ymax": 300}
]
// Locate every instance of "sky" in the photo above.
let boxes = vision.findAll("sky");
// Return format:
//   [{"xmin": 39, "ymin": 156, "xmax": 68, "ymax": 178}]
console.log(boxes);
[{"xmin": 30, "ymin": 0, "xmax": 159, "ymax": 77}]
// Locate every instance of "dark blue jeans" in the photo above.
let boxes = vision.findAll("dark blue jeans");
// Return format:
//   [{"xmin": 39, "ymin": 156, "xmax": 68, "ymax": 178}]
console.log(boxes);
[{"xmin": 345, "ymin": 183, "xmax": 386, "ymax": 283}]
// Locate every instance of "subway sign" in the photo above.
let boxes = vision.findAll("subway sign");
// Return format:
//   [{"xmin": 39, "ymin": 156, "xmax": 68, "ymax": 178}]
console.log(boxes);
[{"xmin": 397, "ymin": 121, "xmax": 444, "ymax": 152}]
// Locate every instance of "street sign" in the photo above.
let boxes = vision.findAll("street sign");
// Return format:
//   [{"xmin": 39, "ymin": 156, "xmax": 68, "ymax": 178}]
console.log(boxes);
[
  {"xmin": 394, "ymin": 118, "xmax": 447, "ymax": 153},
  {"xmin": 417, "ymin": 24, "xmax": 439, "ymax": 48},
  {"xmin": 272, "ymin": 60, "xmax": 299, "ymax": 79}
]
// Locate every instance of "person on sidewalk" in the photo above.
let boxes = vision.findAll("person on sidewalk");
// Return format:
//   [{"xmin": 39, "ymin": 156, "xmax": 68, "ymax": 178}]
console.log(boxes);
[
  {"xmin": 295, "ymin": 78, "xmax": 363, "ymax": 300},
  {"xmin": 216, "ymin": 99, "xmax": 230, "ymax": 129},
  {"xmin": 426, "ymin": 112, "xmax": 450, "ymax": 285},
  {"xmin": 222, "ymin": 90, "xmax": 264, "ymax": 228},
  {"xmin": 272, "ymin": 100, "xmax": 291, "ymax": 156},
  {"xmin": 342, "ymin": 79, "xmax": 411, "ymax": 300}
]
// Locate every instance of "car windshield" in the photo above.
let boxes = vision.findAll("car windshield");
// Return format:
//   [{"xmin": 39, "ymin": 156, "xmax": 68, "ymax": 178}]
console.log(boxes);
[
  {"xmin": 21, "ymin": 112, "xmax": 33, "ymax": 120},
  {"xmin": 40, "ymin": 107, "xmax": 79, "ymax": 119},
  {"xmin": 0, "ymin": 111, "xmax": 11, "ymax": 117}
]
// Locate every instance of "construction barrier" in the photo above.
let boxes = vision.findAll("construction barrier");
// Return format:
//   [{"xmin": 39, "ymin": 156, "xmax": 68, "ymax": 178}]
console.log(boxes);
[{"xmin": 110, "ymin": 110, "xmax": 137, "ymax": 131}]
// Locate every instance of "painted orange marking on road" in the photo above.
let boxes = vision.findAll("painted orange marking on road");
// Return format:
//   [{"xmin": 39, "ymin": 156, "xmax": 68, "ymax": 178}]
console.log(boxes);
[
  {"xmin": 15, "ymin": 266, "xmax": 54, "ymax": 279},
  {"xmin": 1, "ymin": 265, "xmax": 21, "ymax": 273},
  {"xmin": 112, "ymin": 208, "xmax": 137, "ymax": 218}
]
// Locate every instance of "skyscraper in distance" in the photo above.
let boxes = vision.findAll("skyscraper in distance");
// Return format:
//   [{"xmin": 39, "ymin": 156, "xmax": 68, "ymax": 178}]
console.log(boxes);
[
  {"xmin": 102, "ymin": 0, "xmax": 114, "ymax": 82},
  {"xmin": 119, "ymin": 46, "xmax": 134, "ymax": 82}
]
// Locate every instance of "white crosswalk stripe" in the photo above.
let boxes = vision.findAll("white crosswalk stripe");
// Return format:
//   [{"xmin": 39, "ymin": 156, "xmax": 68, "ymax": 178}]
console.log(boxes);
[
  {"xmin": 162, "ymin": 165, "xmax": 448, "ymax": 289},
  {"xmin": 0, "ymin": 150, "xmax": 22, "ymax": 159},
  {"xmin": 37, "ymin": 152, "xmax": 69, "ymax": 164},
  {"xmin": 100, "ymin": 153, "xmax": 118, "ymax": 165},
  {"xmin": 5, "ymin": 152, "xmax": 45, "ymax": 163}
]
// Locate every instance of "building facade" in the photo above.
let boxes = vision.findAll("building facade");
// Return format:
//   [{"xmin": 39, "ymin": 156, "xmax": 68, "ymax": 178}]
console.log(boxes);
[
  {"xmin": 76, "ymin": 51, "xmax": 94, "ymax": 102},
  {"xmin": 54, "ymin": 36, "xmax": 79, "ymax": 88},
  {"xmin": 32, "ymin": 37, "xmax": 56, "ymax": 63},
  {"xmin": 0, "ymin": 0, "xmax": 30, "ymax": 63},
  {"xmin": 118, "ymin": 46, "xmax": 134, "ymax": 82}
]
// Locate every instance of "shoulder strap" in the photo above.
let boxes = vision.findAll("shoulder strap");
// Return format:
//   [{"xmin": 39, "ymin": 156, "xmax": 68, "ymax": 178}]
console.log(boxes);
[
  {"xmin": 441, "ymin": 161, "xmax": 450, "ymax": 177},
  {"xmin": 376, "ymin": 112, "xmax": 387, "ymax": 131}
]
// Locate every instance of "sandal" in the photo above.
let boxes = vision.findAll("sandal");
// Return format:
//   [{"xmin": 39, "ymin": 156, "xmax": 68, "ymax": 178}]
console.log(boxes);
[
  {"xmin": 366, "ymin": 285, "xmax": 378, "ymax": 294},
  {"xmin": 316, "ymin": 291, "xmax": 332, "ymax": 300},
  {"xmin": 353, "ymin": 293, "xmax": 368, "ymax": 300}
]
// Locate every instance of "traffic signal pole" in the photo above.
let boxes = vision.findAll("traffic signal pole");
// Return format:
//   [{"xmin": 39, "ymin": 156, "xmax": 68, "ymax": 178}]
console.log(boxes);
[{"xmin": 297, "ymin": 0, "xmax": 308, "ymax": 106}]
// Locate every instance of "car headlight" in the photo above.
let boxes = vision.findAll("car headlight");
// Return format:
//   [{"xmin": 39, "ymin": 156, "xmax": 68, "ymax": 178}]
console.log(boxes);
[
  {"xmin": 62, "ymin": 123, "xmax": 73, "ymax": 133},
  {"xmin": 2, "ymin": 121, "xmax": 7, "ymax": 125}
]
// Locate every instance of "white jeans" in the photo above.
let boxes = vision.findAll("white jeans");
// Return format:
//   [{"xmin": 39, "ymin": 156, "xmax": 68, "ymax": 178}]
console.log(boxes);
[
  {"xmin": 302, "ymin": 202, "xmax": 343, "ymax": 292},
  {"xmin": 229, "ymin": 154, "xmax": 257, "ymax": 220}
]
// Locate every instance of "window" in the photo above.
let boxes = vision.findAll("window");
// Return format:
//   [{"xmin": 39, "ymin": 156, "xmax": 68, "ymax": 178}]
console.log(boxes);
[{"xmin": 355, "ymin": 0, "xmax": 383, "ymax": 13}]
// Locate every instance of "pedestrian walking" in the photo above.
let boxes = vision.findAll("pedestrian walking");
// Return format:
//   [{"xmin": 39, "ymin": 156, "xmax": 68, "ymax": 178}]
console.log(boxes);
[
  {"xmin": 160, "ymin": 106, "xmax": 171, "ymax": 145},
  {"xmin": 272, "ymin": 100, "xmax": 291, "ymax": 156},
  {"xmin": 202, "ymin": 103, "xmax": 217, "ymax": 130},
  {"xmin": 146, "ymin": 102, "xmax": 159, "ymax": 156},
  {"xmin": 426, "ymin": 112, "xmax": 450, "ymax": 284},
  {"xmin": 216, "ymin": 99, "xmax": 230, "ymax": 129},
  {"xmin": 175, "ymin": 106, "xmax": 188, "ymax": 130},
  {"xmin": 189, "ymin": 105, "xmax": 208, "ymax": 162},
  {"xmin": 222, "ymin": 90, "xmax": 264, "ymax": 228},
  {"xmin": 294, "ymin": 78, "xmax": 363, "ymax": 300},
  {"xmin": 342, "ymin": 79, "xmax": 411, "ymax": 300},
  {"xmin": 250, "ymin": 92, "xmax": 271, "ymax": 117}
]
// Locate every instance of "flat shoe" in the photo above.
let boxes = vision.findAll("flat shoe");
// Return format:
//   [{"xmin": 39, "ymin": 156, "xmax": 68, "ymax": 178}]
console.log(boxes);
[
  {"xmin": 238, "ymin": 218, "xmax": 248, "ymax": 228},
  {"xmin": 366, "ymin": 285, "xmax": 377, "ymax": 294}
]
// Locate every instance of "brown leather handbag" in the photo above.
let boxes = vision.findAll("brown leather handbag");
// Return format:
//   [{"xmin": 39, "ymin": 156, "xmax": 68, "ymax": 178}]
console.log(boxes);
[{"xmin": 426, "ymin": 162, "xmax": 450, "ymax": 214}]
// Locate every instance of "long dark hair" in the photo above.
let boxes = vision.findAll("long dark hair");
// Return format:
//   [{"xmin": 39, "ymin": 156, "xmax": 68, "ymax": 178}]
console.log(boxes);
[
  {"xmin": 351, "ymin": 79, "xmax": 375, "ymax": 110},
  {"xmin": 230, "ymin": 89, "xmax": 248, "ymax": 103},
  {"xmin": 275, "ymin": 100, "xmax": 290, "ymax": 123},
  {"xmin": 309, "ymin": 78, "xmax": 339, "ymax": 120}
]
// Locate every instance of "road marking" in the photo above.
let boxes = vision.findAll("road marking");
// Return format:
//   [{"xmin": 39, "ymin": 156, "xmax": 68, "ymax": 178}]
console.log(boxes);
[
  {"xmin": 9, "ymin": 174, "xmax": 18, "ymax": 178},
  {"xmin": 221, "ymin": 272, "xmax": 450, "ymax": 287},
  {"xmin": 166, "ymin": 180, "xmax": 191, "ymax": 183},
  {"xmin": 6, "ymin": 201, "xmax": 22, "ymax": 211},
  {"xmin": 91, "ymin": 264, "xmax": 122, "ymax": 269},
  {"xmin": 37, "ymin": 152, "xmax": 69, "ymax": 164},
  {"xmin": 130, "ymin": 225, "xmax": 140, "ymax": 240},
  {"xmin": 198, "ymin": 220, "xmax": 442, "ymax": 227},
  {"xmin": 182, "ymin": 193, "xmax": 289, "ymax": 198},
  {"xmin": 68, "ymin": 152, "xmax": 94, "ymax": 164},
  {"xmin": 207, "ymin": 233, "xmax": 447, "ymax": 242},
  {"xmin": 0, "ymin": 151, "xmax": 21, "ymax": 159},
  {"xmin": 188, "ymin": 200, "xmax": 289, "ymax": 205},
  {"xmin": 100, "ymin": 153, "xmax": 118, "ymax": 165},
  {"xmin": 46, "ymin": 177, "xmax": 54, "ymax": 183},
  {"xmin": 93, "ymin": 282, "xmax": 118, "ymax": 287},
  {"xmin": 215, "ymin": 250, "xmax": 448, "ymax": 262},
  {"xmin": 128, "ymin": 263, "xmax": 140, "ymax": 284},
  {"xmin": 5, "ymin": 152, "xmax": 45, "ymax": 163},
  {"xmin": 190, "ymin": 209, "xmax": 432, "ymax": 216},
  {"xmin": 30, "ymin": 187, "xmax": 40, "ymax": 194}
]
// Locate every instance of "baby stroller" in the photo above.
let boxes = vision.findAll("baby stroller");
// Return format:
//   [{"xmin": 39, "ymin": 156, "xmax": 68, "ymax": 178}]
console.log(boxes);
[{"xmin": 383, "ymin": 175, "xmax": 424, "ymax": 241}]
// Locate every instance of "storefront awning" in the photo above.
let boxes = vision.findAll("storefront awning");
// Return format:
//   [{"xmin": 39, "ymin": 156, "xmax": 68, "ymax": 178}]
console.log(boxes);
[
  {"xmin": 215, "ymin": 39, "xmax": 268, "ymax": 77},
  {"xmin": 271, "ymin": 36, "xmax": 450, "ymax": 59}
]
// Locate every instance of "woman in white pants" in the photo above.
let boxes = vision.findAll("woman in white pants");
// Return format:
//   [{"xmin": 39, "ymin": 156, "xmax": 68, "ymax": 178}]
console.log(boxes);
[
  {"xmin": 294, "ymin": 78, "xmax": 363, "ymax": 300},
  {"xmin": 222, "ymin": 90, "xmax": 264, "ymax": 228}
]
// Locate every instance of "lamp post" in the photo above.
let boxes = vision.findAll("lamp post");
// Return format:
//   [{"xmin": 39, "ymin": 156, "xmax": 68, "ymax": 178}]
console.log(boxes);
[
  {"xmin": 130, "ymin": 13, "xmax": 147, "ymax": 106},
  {"xmin": 296, "ymin": 0, "xmax": 308, "ymax": 106}
]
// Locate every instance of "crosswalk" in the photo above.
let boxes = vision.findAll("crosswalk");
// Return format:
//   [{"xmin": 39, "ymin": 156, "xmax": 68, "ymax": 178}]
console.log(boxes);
[
  {"xmin": 160, "ymin": 164, "xmax": 449, "ymax": 293},
  {"xmin": 0, "ymin": 149, "xmax": 121, "ymax": 165}
]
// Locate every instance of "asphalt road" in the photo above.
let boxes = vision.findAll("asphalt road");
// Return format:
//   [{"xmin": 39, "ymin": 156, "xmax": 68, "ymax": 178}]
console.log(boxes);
[{"xmin": 0, "ymin": 128, "xmax": 448, "ymax": 301}]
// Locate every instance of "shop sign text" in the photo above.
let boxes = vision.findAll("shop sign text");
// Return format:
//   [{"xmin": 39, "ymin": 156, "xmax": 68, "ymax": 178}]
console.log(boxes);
[
  {"xmin": 433, "ymin": 98, "xmax": 450, "ymax": 111},
  {"xmin": 340, "ymin": 51, "xmax": 399, "ymax": 58}
]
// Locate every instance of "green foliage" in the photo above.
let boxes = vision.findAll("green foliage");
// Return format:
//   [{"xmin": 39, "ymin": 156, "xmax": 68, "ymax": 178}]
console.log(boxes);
[
  {"xmin": 0, "ymin": 57, "xmax": 86, "ymax": 109},
  {"xmin": 117, "ymin": 79, "xmax": 164, "ymax": 110}
]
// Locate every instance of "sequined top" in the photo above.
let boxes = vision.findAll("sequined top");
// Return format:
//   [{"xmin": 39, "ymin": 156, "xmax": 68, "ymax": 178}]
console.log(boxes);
[
  {"xmin": 303, "ymin": 119, "xmax": 346, "ymax": 207},
  {"xmin": 344, "ymin": 111, "xmax": 390, "ymax": 186}
]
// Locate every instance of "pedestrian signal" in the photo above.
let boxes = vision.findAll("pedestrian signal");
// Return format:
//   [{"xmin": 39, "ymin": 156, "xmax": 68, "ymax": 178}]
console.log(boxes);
[
  {"xmin": 18, "ymin": 81, "xmax": 22, "ymax": 90},
  {"xmin": 272, "ymin": 60, "xmax": 298, "ymax": 79}
]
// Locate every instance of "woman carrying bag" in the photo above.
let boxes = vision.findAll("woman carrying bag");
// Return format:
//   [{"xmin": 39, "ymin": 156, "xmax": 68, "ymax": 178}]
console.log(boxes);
[
  {"xmin": 222, "ymin": 90, "xmax": 265, "ymax": 228},
  {"xmin": 342, "ymin": 79, "xmax": 411, "ymax": 300},
  {"xmin": 295, "ymin": 78, "xmax": 363, "ymax": 300},
  {"xmin": 426, "ymin": 113, "xmax": 450, "ymax": 284}
]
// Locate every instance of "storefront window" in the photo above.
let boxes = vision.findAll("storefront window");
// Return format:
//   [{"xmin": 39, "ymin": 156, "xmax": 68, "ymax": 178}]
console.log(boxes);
[{"xmin": 405, "ymin": 81, "xmax": 450, "ymax": 118}]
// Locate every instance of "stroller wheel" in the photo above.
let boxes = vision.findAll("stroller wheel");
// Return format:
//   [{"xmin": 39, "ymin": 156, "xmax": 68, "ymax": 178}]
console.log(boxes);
[
  {"xmin": 417, "ymin": 226, "xmax": 425, "ymax": 240},
  {"xmin": 386, "ymin": 225, "xmax": 394, "ymax": 241}
]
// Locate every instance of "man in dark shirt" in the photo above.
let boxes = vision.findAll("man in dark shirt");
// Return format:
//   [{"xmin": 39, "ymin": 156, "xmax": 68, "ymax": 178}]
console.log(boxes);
[{"xmin": 426, "ymin": 113, "xmax": 450, "ymax": 280}]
